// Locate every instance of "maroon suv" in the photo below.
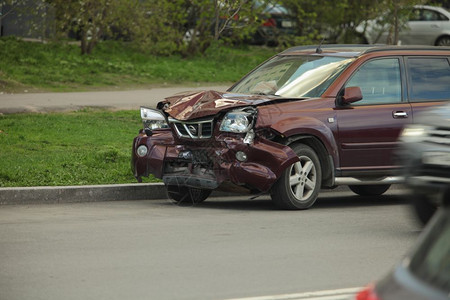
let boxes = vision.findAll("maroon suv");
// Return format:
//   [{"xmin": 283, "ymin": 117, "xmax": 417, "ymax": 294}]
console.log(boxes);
[{"xmin": 132, "ymin": 45, "xmax": 450, "ymax": 209}]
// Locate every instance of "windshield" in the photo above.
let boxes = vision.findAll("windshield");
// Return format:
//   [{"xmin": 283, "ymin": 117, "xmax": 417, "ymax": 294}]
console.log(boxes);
[{"xmin": 230, "ymin": 55, "xmax": 354, "ymax": 98}]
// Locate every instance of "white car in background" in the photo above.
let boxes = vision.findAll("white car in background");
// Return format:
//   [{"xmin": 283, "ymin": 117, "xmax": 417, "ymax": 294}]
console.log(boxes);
[{"xmin": 359, "ymin": 5, "xmax": 450, "ymax": 46}]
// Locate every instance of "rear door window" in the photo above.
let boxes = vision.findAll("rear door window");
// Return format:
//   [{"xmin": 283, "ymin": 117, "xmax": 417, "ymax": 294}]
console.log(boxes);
[{"xmin": 407, "ymin": 57, "xmax": 450, "ymax": 102}]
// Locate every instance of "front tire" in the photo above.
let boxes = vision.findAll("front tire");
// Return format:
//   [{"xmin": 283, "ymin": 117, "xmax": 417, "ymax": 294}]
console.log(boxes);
[
  {"xmin": 166, "ymin": 185, "xmax": 211, "ymax": 205},
  {"xmin": 270, "ymin": 144, "xmax": 322, "ymax": 210},
  {"xmin": 348, "ymin": 184, "xmax": 390, "ymax": 196}
]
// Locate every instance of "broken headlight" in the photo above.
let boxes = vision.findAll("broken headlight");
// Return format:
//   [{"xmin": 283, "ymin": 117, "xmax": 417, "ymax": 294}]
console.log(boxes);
[
  {"xmin": 220, "ymin": 108, "xmax": 256, "ymax": 133},
  {"xmin": 140, "ymin": 107, "xmax": 169, "ymax": 130}
]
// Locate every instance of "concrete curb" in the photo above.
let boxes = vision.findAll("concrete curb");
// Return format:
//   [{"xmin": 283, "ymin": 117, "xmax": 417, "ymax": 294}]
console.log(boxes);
[
  {"xmin": 0, "ymin": 183, "xmax": 168, "ymax": 205},
  {"xmin": 0, "ymin": 183, "xmax": 405, "ymax": 205},
  {"xmin": 0, "ymin": 183, "xmax": 252, "ymax": 205}
]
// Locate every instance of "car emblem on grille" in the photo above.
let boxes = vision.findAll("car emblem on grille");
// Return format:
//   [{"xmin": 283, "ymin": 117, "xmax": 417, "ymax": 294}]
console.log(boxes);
[{"xmin": 188, "ymin": 125, "xmax": 197, "ymax": 135}]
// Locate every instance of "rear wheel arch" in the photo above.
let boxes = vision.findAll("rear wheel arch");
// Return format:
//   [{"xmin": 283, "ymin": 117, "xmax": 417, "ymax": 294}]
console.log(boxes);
[{"xmin": 435, "ymin": 35, "xmax": 450, "ymax": 46}]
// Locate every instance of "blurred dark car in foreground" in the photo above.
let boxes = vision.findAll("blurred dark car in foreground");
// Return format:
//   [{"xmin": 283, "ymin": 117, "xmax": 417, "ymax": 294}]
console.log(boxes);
[
  {"xmin": 132, "ymin": 45, "xmax": 450, "ymax": 209},
  {"xmin": 398, "ymin": 103, "xmax": 450, "ymax": 224},
  {"xmin": 356, "ymin": 207, "xmax": 450, "ymax": 300}
]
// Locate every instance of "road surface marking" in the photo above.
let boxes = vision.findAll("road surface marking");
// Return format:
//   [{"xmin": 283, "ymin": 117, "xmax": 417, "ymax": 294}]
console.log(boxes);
[{"xmin": 225, "ymin": 287, "xmax": 362, "ymax": 300}]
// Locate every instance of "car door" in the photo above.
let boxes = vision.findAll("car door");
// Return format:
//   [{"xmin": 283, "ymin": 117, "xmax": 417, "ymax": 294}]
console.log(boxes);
[
  {"xmin": 401, "ymin": 8, "xmax": 449, "ymax": 45},
  {"xmin": 336, "ymin": 57, "xmax": 412, "ymax": 174}
]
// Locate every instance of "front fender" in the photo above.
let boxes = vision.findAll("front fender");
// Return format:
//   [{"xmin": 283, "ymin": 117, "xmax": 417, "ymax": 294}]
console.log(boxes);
[{"xmin": 260, "ymin": 115, "xmax": 339, "ymax": 168}]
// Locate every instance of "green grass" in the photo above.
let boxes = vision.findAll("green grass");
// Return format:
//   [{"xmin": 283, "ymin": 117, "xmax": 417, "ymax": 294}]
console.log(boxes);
[
  {"xmin": 0, "ymin": 37, "xmax": 276, "ymax": 92},
  {"xmin": 0, "ymin": 109, "xmax": 158, "ymax": 187},
  {"xmin": 0, "ymin": 38, "xmax": 277, "ymax": 187}
]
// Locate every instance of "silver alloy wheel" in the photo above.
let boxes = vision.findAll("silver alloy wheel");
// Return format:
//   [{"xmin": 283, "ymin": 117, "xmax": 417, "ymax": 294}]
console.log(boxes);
[
  {"xmin": 270, "ymin": 143, "xmax": 322, "ymax": 210},
  {"xmin": 288, "ymin": 155, "xmax": 317, "ymax": 201}
]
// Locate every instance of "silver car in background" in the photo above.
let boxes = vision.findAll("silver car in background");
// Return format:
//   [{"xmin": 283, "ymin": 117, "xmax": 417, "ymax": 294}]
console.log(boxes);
[{"xmin": 359, "ymin": 5, "xmax": 450, "ymax": 46}]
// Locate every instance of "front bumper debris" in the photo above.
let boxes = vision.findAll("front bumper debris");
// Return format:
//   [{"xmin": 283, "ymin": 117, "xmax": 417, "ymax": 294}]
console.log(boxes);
[{"xmin": 132, "ymin": 130, "xmax": 298, "ymax": 192}]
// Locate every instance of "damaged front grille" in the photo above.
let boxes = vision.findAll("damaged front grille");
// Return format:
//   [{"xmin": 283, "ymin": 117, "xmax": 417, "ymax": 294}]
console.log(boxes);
[
  {"xmin": 169, "ymin": 118, "xmax": 214, "ymax": 139},
  {"xmin": 192, "ymin": 149, "xmax": 217, "ymax": 166}
]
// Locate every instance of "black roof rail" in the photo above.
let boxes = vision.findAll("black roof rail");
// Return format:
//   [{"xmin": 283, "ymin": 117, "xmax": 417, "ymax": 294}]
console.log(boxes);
[
  {"xmin": 361, "ymin": 45, "xmax": 450, "ymax": 54},
  {"xmin": 281, "ymin": 44, "xmax": 450, "ymax": 55},
  {"xmin": 281, "ymin": 44, "xmax": 375, "ymax": 54}
]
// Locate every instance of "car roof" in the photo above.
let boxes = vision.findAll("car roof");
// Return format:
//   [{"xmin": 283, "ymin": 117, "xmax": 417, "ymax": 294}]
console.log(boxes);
[
  {"xmin": 414, "ymin": 5, "xmax": 450, "ymax": 16},
  {"xmin": 280, "ymin": 44, "xmax": 450, "ymax": 57}
]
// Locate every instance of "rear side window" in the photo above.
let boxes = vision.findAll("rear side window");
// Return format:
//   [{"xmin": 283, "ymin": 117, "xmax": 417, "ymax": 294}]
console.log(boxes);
[
  {"xmin": 407, "ymin": 57, "xmax": 450, "ymax": 102},
  {"xmin": 409, "ymin": 8, "xmax": 449, "ymax": 21}
]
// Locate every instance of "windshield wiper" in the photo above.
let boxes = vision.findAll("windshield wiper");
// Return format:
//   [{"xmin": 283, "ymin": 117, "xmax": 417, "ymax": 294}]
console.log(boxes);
[{"xmin": 253, "ymin": 92, "xmax": 278, "ymax": 96}]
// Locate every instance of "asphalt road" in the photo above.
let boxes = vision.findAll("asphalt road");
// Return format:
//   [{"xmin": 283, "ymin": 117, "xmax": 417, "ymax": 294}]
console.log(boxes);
[
  {"xmin": 0, "ymin": 84, "xmax": 231, "ymax": 113},
  {"xmin": 0, "ymin": 189, "xmax": 422, "ymax": 300}
]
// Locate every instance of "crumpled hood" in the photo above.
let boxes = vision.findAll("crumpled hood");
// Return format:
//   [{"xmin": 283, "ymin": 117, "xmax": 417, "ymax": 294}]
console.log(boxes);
[{"xmin": 160, "ymin": 90, "xmax": 284, "ymax": 120}]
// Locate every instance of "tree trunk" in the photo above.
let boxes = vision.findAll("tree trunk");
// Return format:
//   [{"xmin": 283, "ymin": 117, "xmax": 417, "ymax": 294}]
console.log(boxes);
[
  {"xmin": 393, "ymin": 3, "xmax": 399, "ymax": 45},
  {"xmin": 214, "ymin": 0, "xmax": 220, "ymax": 40},
  {"xmin": 81, "ymin": 32, "xmax": 88, "ymax": 55}
]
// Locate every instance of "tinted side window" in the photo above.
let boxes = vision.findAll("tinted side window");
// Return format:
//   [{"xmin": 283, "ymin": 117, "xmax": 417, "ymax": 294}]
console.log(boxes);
[
  {"xmin": 345, "ymin": 58, "xmax": 402, "ymax": 105},
  {"xmin": 407, "ymin": 58, "xmax": 450, "ymax": 102},
  {"xmin": 409, "ymin": 9, "xmax": 449, "ymax": 21}
]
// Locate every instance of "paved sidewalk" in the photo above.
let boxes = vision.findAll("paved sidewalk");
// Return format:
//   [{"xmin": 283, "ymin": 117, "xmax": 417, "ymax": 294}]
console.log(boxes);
[{"xmin": 0, "ymin": 84, "xmax": 230, "ymax": 113}]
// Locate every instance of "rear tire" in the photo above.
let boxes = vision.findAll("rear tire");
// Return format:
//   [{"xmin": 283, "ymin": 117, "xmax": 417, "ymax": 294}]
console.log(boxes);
[
  {"xmin": 348, "ymin": 184, "xmax": 390, "ymax": 196},
  {"xmin": 436, "ymin": 36, "xmax": 450, "ymax": 46},
  {"xmin": 166, "ymin": 185, "xmax": 211, "ymax": 205},
  {"xmin": 270, "ymin": 144, "xmax": 322, "ymax": 210}
]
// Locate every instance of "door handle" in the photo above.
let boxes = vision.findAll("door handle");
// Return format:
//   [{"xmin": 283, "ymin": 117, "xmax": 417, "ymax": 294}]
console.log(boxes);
[{"xmin": 393, "ymin": 111, "xmax": 408, "ymax": 118}]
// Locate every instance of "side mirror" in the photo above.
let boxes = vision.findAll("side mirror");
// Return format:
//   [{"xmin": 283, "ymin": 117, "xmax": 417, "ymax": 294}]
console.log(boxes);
[{"xmin": 340, "ymin": 86, "xmax": 363, "ymax": 105}]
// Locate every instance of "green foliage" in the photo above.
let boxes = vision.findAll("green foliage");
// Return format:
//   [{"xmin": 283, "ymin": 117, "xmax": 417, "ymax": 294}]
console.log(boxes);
[
  {"xmin": 364, "ymin": 0, "xmax": 420, "ymax": 45},
  {"xmin": 48, "ymin": 0, "xmax": 127, "ymax": 54},
  {"xmin": 122, "ymin": 0, "xmax": 189, "ymax": 56},
  {"xmin": 0, "ymin": 37, "xmax": 276, "ymax": 92},
  {"xmin": 179, "ymin": 0, "xmax": 265, "ymax": 57},
  {"xmin": 5, "ymin": 0, "xmax": 433, "ymax": 57},
  {"xmin": 43, "ymin": 0, "xmax": 268, "ymax": 56},
  {"xmin": 1, "ymin": 0, "xmax": 53, "ymax": 40},
  {"xmin": 279, "ymin": 0, "xmax": 403, "ymax": 44},
  {"xmin": 0, "ymin": 109, "xmax": 159, "ymax": 187}
]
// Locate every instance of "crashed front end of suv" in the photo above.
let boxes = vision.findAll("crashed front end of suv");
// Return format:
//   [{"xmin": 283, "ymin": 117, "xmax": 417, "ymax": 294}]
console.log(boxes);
[
  {"xmin": 131, "ymin": 90, "xmax": 300, "ymax": 205},
  {"xmin": 132, "ymin": 51, "xmax": 355, "ymax": 209}
]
